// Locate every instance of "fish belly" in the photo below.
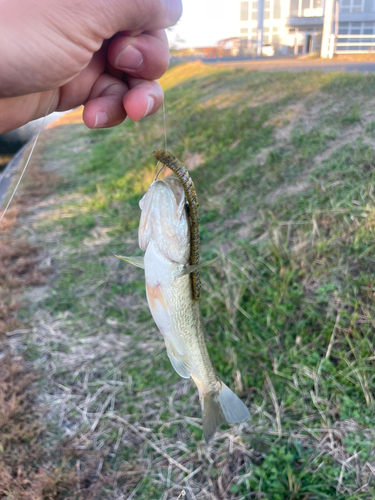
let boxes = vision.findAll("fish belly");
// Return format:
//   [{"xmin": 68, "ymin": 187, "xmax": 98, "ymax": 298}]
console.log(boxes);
[
  {"xmin": 143, "ymin": 241, "xmax": 250, "ymax": 441},
  {"xmin": 144, "ymin": 241, "xmax": 194, "ymax": 377}
]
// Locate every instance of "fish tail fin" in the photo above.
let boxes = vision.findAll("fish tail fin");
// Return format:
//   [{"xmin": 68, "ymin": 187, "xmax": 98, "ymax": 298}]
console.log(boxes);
[{"xmin": 202, "ymin": 381, "xmax": 250, "ymax": 443}]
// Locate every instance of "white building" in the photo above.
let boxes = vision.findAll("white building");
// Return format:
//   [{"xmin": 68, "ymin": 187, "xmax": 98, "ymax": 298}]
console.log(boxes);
[{"xmin": 239, "ymin": 0, "xmax": 375, "ymax": 57}]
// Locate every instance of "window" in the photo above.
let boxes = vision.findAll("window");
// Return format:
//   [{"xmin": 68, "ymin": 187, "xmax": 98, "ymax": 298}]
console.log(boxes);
[
  {"xmin": 290, "ymin": 0, "xmax": 299, "ymax": 16},
  {"xmin": 264, "ymin": 10, "xmax": 270, "ymax": 19},
  {"xmin": 340, "ymin": 0, "xmax": 370, "ymax": 13},
  {"xmin": 290, "ymin": 0, "xmax": 324, "ymax": 14},
  {"xmin": 364, "ymin": 22, "xmax": 374, "ymax": 34},
  {"xmin": 252, "ymin": 10, "xmax": 258, "ymax": 19},
  {"xmin": 241, "ymin": 28, "xmax": 249, "ymax": 34},
  {"xmin": 338, "ymin": 23, "xmax": 349, "ymax": 34},
  {"xmin": 273, "ymin": 26, "xmax": 278, "ymax": 32},
  {"xmin": 240, "ymin": 1, "xmax": 249, "ymax": 21},
  {"xmin": 352, "ymin": 0, "xmax": 363, "ymax": 12},
  {"xmin": 364, "ymin": 0, "xmax": 374, "ymax": 12},
  {"xmin": 273, "ymin": 0, "xmax": 281, "ymax": 18},
  {"xmin": 348, "ymin": 22, "xmax": 365, "ymax": 31},
  {"xmin": 339, "ymin": 22, "xmax": 375, "ymax": 51},
  {"xmin": 341, "ymin": 0, "xmax": 350, "ymax": 12}
]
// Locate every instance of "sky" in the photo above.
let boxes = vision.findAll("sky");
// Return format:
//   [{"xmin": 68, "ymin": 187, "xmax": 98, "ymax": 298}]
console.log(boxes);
[{"xmin": 168, "ymin": 0, "xmax": 239, "ymax": 48}]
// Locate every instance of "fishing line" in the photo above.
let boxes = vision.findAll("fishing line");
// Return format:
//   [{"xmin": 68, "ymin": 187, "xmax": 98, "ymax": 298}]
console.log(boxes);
[
  {"xmin": 153, "ymin": 99, "xmax": 169, "ymax": 181},
  {"xmin": 0, "ymin": 90, "xmax": 56, "ymax": 226},
  {"xmin": 162, "ymin": 99, "xmax": 168, "ymax": 151}
]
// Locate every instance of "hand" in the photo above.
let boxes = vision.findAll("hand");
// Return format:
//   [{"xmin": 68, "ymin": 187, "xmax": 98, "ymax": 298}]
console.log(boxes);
[{"xmin": 0, "ymin": 0, "xmax": 182, "ymax": 133}]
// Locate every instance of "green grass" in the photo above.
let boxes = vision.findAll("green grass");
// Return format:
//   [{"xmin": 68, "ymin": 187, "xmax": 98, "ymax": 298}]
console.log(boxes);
[{"xmin": 17, "ymin": 62, "xmax": 375, "ymax": 498}]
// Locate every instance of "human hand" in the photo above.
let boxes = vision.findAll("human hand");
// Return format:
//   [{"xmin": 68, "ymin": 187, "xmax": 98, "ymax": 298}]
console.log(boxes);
[{"xmin": 0, "ymin": 0, "xmax": 182, "ymax": 134}]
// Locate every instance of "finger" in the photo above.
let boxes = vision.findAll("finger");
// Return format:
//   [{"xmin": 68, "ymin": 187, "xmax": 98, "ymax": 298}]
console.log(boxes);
[
  {"xmin": 123, "ymin": 78, "xmax": 163, "ymax": 122},
  {"xmin": 101, "ymin": 0, "xmax": 183, "ymax": 34},
  {"xmin": 108, "ymin": 30, "xmax": 170, "ymax": 81},
  {"xmin": 57, "ymin": 47, "xmax": 106, "ymax": 111},
  {"xmin": 83, "ymin": 74, "xmax": 129, "ymax": 128}
]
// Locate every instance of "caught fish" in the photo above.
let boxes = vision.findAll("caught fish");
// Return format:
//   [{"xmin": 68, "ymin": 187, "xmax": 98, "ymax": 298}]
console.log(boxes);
[{"xmin": 118, "ymin": 151, "xmax": 249, "ymax": 442}]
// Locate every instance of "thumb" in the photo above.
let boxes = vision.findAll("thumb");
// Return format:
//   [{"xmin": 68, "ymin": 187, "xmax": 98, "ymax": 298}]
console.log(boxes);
[
  {"xmin": 0, "ymin": 0, "xmax": 182, "ymax": 98},
  {"xmin": 77, "ymin": 0, "xmax": 183, "ymax": 40}
]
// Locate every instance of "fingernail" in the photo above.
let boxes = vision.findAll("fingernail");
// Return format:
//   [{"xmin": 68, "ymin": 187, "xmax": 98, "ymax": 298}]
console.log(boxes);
[
  {"xmin": 94, "ymin": 112, "xmax": 108, "ymax": 128},
  {"xmin": 115, "ymin": 45, "xmax": 143, "ymax": 70},
  {"xmin": 143, "ymin": 97, "xmax": 155, "ymax": 118}
]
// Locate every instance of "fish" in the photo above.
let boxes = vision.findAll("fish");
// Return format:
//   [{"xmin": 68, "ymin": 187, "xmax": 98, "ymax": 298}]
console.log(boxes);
[{"xmin": 118, "ymin": 151, "xmax": 249, "ymax": 442}]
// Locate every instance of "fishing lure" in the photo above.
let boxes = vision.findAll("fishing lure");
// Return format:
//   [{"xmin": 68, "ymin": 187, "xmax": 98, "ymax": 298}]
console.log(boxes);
[{"xmin": 153, "ymin": 149, "xmax": 201, "ymax": 301}]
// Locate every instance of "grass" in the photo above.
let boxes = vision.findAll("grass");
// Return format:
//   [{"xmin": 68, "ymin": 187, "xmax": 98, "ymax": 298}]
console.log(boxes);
[{"xmin": 2, "ymin": 61, "xmax": 375, "ymax": 498}]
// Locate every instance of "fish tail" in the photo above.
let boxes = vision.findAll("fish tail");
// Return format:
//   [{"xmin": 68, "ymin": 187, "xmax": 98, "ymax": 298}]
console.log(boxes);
[{"xmin": 201, "ymin": 382, "xmax": 250, "ymax": 443}]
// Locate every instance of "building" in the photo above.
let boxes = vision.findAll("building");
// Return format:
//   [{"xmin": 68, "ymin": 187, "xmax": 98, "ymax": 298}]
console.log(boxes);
[
  {"xmin": 239, "ymin": 0, "xmax": 375, "ymax": 57},
  {"xmin": 239, "ymin": 0, "xmax": 291, "ymax": 56},
  {"xmin": 216, "ymin": 38, "xmax": 242, "ymax": 57}
]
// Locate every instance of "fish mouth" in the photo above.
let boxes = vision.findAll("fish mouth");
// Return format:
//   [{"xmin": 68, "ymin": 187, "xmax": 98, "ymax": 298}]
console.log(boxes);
[{"xmin": 138, "ymin": 177, "xmax": 190, "ymax": 264}]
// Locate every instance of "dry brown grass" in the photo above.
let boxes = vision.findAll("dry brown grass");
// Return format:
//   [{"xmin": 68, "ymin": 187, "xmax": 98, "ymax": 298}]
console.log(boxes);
[
  {"xmin": 0, "ymin": 237, "xmax": 52, "ymax": 337},
  {"xmin": 0, "ymin": 133, "xmax": 57, "ymax": 337},
  {"xmin": 0, "ymin": 238, "xmax": 51, "ymax": 337},
  {"xmin": 0, "ymin": 131, "xmax": 88, "ymax": 500},
  {"xmin": 0, "ymin": 354, "xmax": 76, "ymax": 500}
]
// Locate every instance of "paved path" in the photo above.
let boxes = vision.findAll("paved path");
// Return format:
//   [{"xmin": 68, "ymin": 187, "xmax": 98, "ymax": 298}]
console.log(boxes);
[
  {"xmin": 0, "ymin": 142, "xmax": 30, "ymax": 208},
  {"xmin": 0, "ymin": 112, "xmax": 67, "ymax": 209},
  {"xmin": 203, "ymin": 57, "xmax": 375, "ymax": 73}
]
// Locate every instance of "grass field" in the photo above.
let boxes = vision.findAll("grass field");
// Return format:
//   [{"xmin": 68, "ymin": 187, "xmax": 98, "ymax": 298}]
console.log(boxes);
[{"xmin": 2, "ymin": 61, "xmax": 375, "ymax": 499}]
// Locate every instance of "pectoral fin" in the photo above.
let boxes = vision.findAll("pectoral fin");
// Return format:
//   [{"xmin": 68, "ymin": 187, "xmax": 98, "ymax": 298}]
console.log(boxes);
[
  {"xmin": 177, "ymin": 257, "xmax": 218, "ymax": 278},
  {"xmin": 164, "ymin": 339, "xmax": 192, "ymax": 379},
  {"xmin": 116, "ymin": 255, "xmax": 144, "ymax": 269}
]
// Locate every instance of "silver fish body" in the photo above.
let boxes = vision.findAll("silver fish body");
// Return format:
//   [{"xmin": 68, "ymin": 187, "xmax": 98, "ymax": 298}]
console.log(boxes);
[
  {"xmin": 136, "ymin": 176, "xmax": 249, "ymax": 441},
  {"xmin": 117, "ymin": 176, "xmax": 250, "ymax": 441}
]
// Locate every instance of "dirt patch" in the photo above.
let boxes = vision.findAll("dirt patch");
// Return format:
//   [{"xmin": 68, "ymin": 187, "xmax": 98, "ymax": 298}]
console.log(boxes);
[
  {"xmin": 266, "ymin": 180, "xmax": 311, "ymax": 205},
  {"xmin": 271, "ymin": 103, "xmax": 306, "ymax": 142},
  {"xmin": 248, "ymin": 90, "xmax": 288, "ymax": 109},
  {"xmin": 314, "ymin": 124, "xmax": 363, "ymax": 166},
  {"xmin": 200, "ymin": 91, "xmax": 245, "ymax": 109},
  {"xmin": 184, "ymin": 151, "xmax": 204, "ymax": 170}
]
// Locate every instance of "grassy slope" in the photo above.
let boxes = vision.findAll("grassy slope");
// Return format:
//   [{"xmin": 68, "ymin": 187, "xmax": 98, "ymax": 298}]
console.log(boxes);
[{"xmin": 14, "ymin": 61, "xmax": 375, "ymax": 498}]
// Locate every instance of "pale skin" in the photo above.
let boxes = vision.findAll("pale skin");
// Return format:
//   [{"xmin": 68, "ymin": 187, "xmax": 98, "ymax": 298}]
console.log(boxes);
[{"xmin": 0, "ymin": 0, "xmax": 183, "ymax": 134}]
